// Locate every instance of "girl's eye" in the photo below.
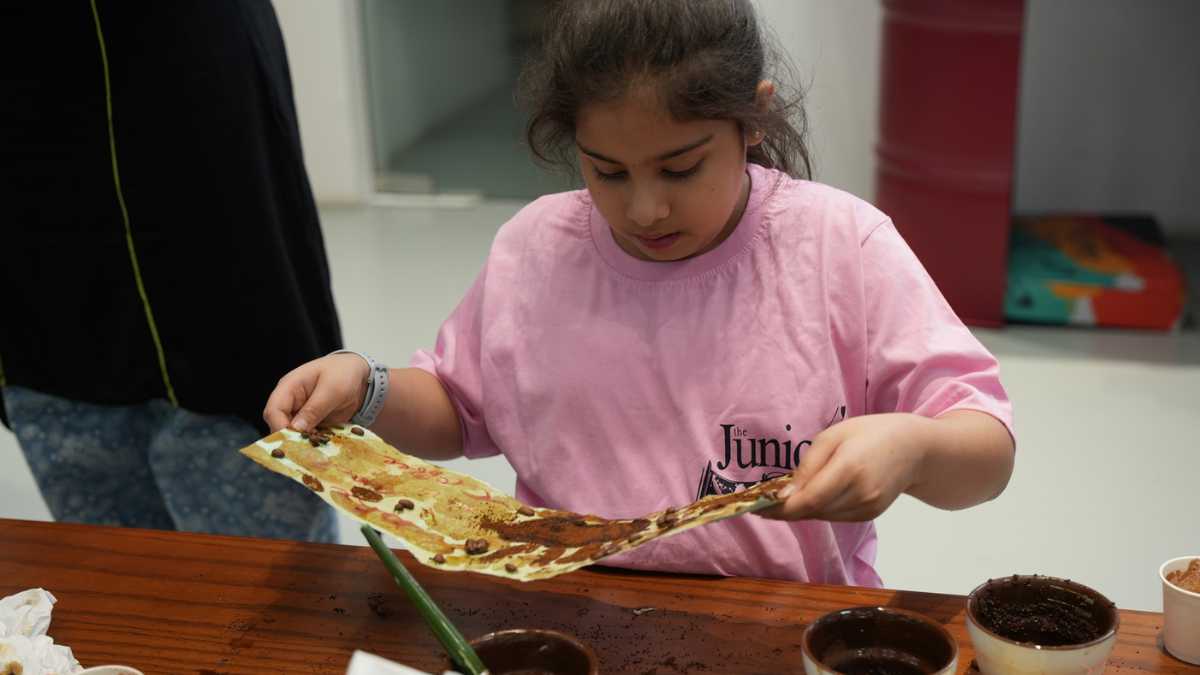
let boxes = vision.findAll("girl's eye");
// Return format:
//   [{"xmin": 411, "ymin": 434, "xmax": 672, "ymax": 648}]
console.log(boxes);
[
  {"xmin": 594, "ymin": 167, "xmax": 627, "ymax": 182},
  {"xmin": 663, "ymin": 162, "xmax": 702, "ymax": 180}
]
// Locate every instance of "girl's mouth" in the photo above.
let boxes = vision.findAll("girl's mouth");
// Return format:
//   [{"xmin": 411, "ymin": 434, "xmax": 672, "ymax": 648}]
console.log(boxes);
[{"xmin": 635, "ymin": 232, "xmax": 681, "ymax": 250}]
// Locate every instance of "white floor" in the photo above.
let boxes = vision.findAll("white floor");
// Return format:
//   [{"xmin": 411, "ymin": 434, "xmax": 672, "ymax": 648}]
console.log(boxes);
[{"xmin": 2, "ymin": 202, "xmax": 1197, "ymax": 612}]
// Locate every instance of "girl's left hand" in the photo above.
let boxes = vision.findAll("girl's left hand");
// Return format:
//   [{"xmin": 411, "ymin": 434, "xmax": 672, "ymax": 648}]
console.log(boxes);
[{"xmin": 759, "ymin": 413, "xmax": 932, "ymax": 522}]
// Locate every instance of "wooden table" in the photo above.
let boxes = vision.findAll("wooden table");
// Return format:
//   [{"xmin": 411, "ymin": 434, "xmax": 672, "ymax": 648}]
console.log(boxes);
[{"xmin": 0, "ymin": 519, "xmax": 1193, "ymax": 674}]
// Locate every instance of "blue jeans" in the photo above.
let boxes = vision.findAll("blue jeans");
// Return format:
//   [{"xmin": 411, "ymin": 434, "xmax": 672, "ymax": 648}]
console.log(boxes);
[{"xmin": 3, "ymin": 385, "xmax": 336, "ymax": 542}]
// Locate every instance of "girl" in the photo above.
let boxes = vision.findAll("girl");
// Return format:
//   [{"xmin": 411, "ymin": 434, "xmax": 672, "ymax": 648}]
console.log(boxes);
[{"xmin": 264, "ymin": 0, "xmax": 1014, "ymax": 586}]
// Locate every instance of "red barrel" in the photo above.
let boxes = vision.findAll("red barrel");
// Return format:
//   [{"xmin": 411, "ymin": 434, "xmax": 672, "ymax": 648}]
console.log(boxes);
[{"xmin": 875, "ymin": 0, "xmax": 1026, "ymax": 327}]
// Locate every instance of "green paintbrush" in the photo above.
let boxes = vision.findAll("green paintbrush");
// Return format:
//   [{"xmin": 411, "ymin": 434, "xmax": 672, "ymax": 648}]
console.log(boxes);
[{"xmin": 361, "ymin": 525, "xmax": 488, "ymax": 675}]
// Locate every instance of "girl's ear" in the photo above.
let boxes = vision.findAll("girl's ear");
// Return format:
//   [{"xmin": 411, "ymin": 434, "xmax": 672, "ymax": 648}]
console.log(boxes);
[
  {"xmin": 755, "ymin": 79, "xmax": 776, "ymax": 112},
  {"xmin": 747, "ymin": 79, "xmax": 776, "ymax": 147}
]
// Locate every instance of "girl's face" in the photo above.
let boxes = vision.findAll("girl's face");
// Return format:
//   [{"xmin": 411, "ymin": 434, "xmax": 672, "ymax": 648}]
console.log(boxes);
[{"xmin": 575, "ymin": 85, "xmax": 763, "ymax": 262}]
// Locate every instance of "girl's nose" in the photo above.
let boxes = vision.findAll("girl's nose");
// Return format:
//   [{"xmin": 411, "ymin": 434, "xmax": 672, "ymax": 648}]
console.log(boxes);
[{"xmin": 626, "ymin": 184, "xmax": 669, "ymax": 229}]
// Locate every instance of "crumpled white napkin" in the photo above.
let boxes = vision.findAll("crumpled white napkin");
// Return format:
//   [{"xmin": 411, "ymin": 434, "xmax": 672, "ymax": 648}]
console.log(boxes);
[{"xmin": 0, "ymin": 589, "xmax": 82, "ymax": 674}]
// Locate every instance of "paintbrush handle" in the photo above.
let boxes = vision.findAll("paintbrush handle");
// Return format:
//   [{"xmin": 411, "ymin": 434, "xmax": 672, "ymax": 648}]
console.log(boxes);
[{"xmin": 361, "ymin": 525, "xmax": 488, "ymax": 675}]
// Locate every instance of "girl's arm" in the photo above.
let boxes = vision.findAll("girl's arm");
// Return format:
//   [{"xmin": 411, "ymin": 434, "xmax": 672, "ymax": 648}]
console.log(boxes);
[
  {"xmin": 762, "ymin": 409, "xmax": 1013, "ymax": 522},
  {"xmin": 370, "ymin": 367, "xmax": 463, "ymax": 460},
  {"xmin": 906, "ymin": 409, "xmax": 1014, "ymax": 510}
]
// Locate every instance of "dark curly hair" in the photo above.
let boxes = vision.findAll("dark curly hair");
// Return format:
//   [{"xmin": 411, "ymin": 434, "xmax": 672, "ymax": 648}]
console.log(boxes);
[{"xmin": 517, "ymin": 0, "xmax": 811, "ymax": 179}]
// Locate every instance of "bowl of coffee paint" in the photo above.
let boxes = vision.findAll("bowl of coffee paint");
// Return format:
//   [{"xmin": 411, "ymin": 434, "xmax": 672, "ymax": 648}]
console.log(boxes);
[
  {"xmin": 966, "ymin": 575, "xmax": 1118, "ymax": 675},
  {"xmin": 444, "ymin": 628, "xmax": 598, "ymax": 675},
  {"xmin": 801, "ymin": 606, "xmax": 957, "ymax": 675}
]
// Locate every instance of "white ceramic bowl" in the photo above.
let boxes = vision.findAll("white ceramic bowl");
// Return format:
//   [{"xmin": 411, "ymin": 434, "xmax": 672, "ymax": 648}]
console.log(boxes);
[
  {"xmin": 1160, "ymin": 556, "xmax": 1200, "ymax": 665},
  {"xmin": 966, "ymin": 575, "xmax": 1118, "ymax": 675},
  {"xmin": 801, "ymin": 606, "xmax": 958, "ymax": 675},
  {"xmin": 78, "ymin": 667, "xmax": 144, "ymax": 675}
]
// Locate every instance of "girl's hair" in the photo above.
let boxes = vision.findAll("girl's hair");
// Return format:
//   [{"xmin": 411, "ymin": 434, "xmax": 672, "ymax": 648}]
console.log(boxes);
[{"xmin": 518, "ymin": 0, "xmax": 812, "ymax": 179}]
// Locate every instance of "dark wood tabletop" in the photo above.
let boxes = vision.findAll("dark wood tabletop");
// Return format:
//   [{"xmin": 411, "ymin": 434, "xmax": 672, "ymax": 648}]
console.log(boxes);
[{"xmin": 0, "ymin": 518, "xmax": 1192, "ymax": 674}]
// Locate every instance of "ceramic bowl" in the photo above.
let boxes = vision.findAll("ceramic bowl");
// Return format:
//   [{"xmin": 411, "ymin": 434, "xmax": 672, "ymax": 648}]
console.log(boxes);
[
  {"xmin": 966, "ymin": 575, "xmax": 1118, "ymax": 675},
  {"xmin": 444, "ymin": 628, "xmax": 598, "ymax": 675},
  {"xmin": 801, "ymin": 606, "xmax": 958, "ymax": 675}
]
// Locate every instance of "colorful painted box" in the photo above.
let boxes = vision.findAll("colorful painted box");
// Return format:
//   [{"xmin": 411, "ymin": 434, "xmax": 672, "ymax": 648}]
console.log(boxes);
[{"xmin": 1005, "ymin": 215, "xmax": 1187, "ymax": 330}]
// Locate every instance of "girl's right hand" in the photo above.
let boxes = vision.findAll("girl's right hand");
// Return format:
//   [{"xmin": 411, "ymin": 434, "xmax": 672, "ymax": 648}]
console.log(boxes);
[{"xmin": 263, "ymin": 353, "xmax": 370, "ymax": 433}]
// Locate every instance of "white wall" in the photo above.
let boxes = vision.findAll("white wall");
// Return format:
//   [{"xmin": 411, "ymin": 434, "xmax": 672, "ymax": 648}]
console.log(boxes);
[
  {"xmin": 273, "ymin": 0, "xmax": 372, "ymax": 204},
  {"xmin": 760, "ymin": 0, "xmax": 1200, "ymax": 236},
  {"xmin": 361, "ymin": 0, "xmax": 513, "ymax": 172},
  {"xmin": 755, "ymin": 0, "xmax": 883, "ymax": 203},
  {"xmin": 274, "ymin": 0, "xmax": 881, "ymax": 207},
  {"xmin": 278, "ymin": 1, "xmax": 1199, "ymax": 236},
  {"xmin": 1014, "ymin": 0, "xmax": 1200, "ymax": 237}
]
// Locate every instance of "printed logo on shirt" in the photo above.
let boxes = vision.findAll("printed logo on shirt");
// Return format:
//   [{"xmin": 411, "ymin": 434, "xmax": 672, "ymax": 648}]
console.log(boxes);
[{"xmin": 695, "ymin": 405, "xmax": 846, "ymax": 500}]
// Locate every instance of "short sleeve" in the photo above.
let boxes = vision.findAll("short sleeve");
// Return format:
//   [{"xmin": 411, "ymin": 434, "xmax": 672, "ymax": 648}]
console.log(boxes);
[
  {"xmin": 861, "ymin": 221, "xmax": 1014, "ymax": 439},
  {"xmin": 409, "ymin": 267, "xmax": 502, "ymax": 459}
]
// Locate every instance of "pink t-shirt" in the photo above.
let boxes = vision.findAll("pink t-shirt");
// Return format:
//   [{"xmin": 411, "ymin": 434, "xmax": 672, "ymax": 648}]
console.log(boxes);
[{"xmin": 412, "ymin": 164, "xmax": 1013, "ymax": 586}]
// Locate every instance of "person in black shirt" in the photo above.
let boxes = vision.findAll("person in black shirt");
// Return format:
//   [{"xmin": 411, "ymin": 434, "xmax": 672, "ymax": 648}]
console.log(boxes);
[{"xmin": 0, "ymin": 1, "xmax": 342, "ymax": 541}]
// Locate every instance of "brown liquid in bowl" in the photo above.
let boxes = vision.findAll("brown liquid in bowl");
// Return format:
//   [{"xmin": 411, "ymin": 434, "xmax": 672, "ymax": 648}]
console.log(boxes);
[
  {"xmin": 805, "ymin": 608, "xmax": 954, "ymax": 675},
  {"xmin": 826, "ymin": 649, "xmax": 935, "ymax": 674},
  {"xmin": 459, "ymin": 629, "xmax": 597, "ymax": 675}
]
